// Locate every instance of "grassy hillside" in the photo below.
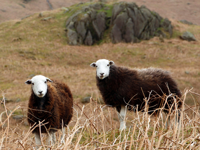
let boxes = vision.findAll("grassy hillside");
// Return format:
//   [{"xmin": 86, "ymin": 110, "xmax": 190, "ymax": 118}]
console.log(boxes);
[{"xmin": 0, "ymin": 4, "xmax": 200, "ymax": 149}]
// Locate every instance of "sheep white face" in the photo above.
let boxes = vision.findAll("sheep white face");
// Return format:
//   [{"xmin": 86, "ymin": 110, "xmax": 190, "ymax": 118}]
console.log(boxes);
[
  {"xmin": 90, "ymin": 59, "xmax": 114, "ymax": 79},
  {"xmin": 25, "ymin": 75, "xmax": 52, "ymax": 98}
]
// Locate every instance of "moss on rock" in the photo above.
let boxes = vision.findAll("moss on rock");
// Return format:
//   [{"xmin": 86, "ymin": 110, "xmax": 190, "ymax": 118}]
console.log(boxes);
[{"xmin": 65, "ymin": 2, "xmax": 173, "ymax": 45}]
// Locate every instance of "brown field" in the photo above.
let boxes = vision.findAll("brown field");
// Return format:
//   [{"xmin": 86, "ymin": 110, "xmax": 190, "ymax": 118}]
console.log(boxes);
[
  {"xmin": 1, "ymin": 0, "xmax": 200, "ymax": 25},
  {"xmin": 0, "ymin": 3, "xmax": 200, "ymax": 150}
]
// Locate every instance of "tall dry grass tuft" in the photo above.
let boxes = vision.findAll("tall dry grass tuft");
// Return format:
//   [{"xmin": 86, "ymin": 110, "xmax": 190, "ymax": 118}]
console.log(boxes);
[{"xmin": 0, "ymin": 90, "xmax": 200, "ymax": 149}]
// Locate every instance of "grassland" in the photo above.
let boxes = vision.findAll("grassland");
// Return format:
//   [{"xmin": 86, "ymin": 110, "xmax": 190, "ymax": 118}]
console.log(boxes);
[{"xmin": 0, "ymin": 4, "xmax": 200, "ymax": 149}]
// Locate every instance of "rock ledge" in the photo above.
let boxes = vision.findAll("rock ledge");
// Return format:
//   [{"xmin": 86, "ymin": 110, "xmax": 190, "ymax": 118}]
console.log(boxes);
[{"xmin": 65, "ymin": 2, "xmax": 173, "ymax": 45}]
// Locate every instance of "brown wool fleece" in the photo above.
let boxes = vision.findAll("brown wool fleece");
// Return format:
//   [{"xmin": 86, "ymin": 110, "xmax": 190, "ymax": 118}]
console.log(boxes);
[
  {"xmin": 96, "ymin": 65, "xmax": 182, "ymax": 115},
  {"xmin": 27, "ymin": 80, "xmax": 73, "ymax": 133}
]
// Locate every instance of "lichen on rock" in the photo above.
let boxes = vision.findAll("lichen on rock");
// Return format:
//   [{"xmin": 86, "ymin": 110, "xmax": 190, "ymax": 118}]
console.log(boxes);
[{"xmin": 65, "ymin": 2, "xmax": 173, "ymax": 45}]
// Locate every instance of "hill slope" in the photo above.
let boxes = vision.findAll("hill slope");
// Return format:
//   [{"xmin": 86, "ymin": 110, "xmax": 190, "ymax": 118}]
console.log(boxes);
[
  {"xmin": 1, "ymin": 0, "xmax": 200, "ymax": 25},
  {"xmin": 0, "ymin": 7, "xmax": 199, "ymax": 103}
]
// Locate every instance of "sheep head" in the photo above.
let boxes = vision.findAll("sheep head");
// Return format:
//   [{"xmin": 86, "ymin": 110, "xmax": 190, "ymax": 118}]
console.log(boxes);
[
  {"xmin": 90, "ymin": 59, "xmax": 114, "ymax": 80},
  {"xmin": 25, "ymin": 75, "xmax": 52, "ymax": 98}
]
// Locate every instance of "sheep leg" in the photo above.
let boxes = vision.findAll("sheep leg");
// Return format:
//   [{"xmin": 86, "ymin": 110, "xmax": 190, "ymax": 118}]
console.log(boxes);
[
  {"xmin": 34, "ymin": 132, "xmax": 42, "ymax": 148},
  {"xmin": 46, "ymin": 131, "xmax": 56, "ymax": 146},
  {"xmin": 165, "ymin": 110, "xmax": 181, "ymax": 129},
  {"xmin": 61, "ymin": 127, "xmax": 66, "ymax": 143},
  {"xmin": 117, "ymin": 105, "xmax": 127, "ymax": 131},
  {"xmin": 175, "ymin": 109, "xmax": 181, "ymax": 128}
]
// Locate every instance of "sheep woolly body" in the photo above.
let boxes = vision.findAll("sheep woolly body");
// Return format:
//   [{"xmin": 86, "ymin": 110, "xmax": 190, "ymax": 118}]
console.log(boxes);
[
  {"xmin": 91, "ymin": 59, "xmax": 182, "ymax": 130},
  {"xmin": 97, "ymin": 65, "xmax": 182, "ymax": 112},
  {"xmin": 28, "ymin": 80, "xmax": 73, "ymax": 133}
]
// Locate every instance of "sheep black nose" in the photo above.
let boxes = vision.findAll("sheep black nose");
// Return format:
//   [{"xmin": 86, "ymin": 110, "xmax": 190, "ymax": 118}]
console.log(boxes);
[
  {"xmin": 38, "ymin": 91, "xmax": 43, "ymax": 94},
  {"xmin": 100, "ymin": 73, "xmax": 104, "ymax": 75}
]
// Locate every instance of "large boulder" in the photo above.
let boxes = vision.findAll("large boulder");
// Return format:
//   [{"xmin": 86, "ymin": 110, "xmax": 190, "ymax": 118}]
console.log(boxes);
[
  {"xmin": 65, "ymin": 3, "xmax": 108, "ymax": 45},
  {"xmin": 180, "ymin": 31, "xmax": 196, "ymax": 41},
  {"xmin": 65, "ymin": 2, "xmax": 173, "ymax": 45},
  {"xmin": 111, "ymin": 3, "xmax": 173, "ymax": 43}
]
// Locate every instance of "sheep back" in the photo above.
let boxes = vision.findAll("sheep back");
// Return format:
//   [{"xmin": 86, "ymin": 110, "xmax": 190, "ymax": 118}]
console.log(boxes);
[
  {"xmin": 96, "ymin": 65, "xmax": 182, "ymax": 114},
  {"xmin": 27, "ymin": 80, "xmax": 73, "ymax": 133}
]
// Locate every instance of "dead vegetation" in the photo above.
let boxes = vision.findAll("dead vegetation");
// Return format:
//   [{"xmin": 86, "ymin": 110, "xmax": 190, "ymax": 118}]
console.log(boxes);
[{"xmin": 0, "ymin": 90, "xmax": 200, "ymax": 149}]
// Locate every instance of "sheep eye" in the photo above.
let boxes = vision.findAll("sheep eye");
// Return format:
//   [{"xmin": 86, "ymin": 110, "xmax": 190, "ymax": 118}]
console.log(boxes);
[
  {"xmin": 44, "ymin": 81, "xmax": 47, "ymax": 83},
  {"xmin": 107, "ymin": 64, "xmax": 110, "ymax": 66},
  {"xmin": 32, "ymin": 83, "xmax": 34, "ymax": 85}
]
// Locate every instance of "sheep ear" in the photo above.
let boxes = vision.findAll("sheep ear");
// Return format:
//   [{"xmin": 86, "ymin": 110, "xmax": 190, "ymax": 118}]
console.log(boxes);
[
  {"xmin": 46, "ymin": 78, "xmax": 53, "ymax": 82},
  {"xmin": 90, "ymin": 62, "xmax": 97, "ymax": 67},
  {"xmin": 25, "ymin": 80, "xmax": 32, "ymax": 85},
  {"xmin": 109, "ymin": 61, "xmax": 114, "ymax": 66}
]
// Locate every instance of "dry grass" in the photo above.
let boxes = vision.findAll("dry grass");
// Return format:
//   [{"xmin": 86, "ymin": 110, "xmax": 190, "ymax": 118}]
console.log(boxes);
[{"xmin": 0, "ymin": 90, "xmax": 200, "ymax": 149}]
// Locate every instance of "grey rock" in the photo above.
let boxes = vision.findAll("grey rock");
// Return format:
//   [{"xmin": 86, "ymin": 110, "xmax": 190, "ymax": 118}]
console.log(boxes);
[
  {"xmin": 99, "ymin": 0, "xmax": 107, "ymax": 2},
  {"xmin": 18, "ymin": 3, "xmax": 26, "ymax": 8},
  {"xmin": 3, "ymin": 98, "xmax": 14, "ymax": 103},
  {"xmin": 84, "ymin": 31, "xmax": 93, "ymax": 45},
  {"xmin": 21, "ymin": 15, "xmax": 31, "ymax": 20},
  {"xmin": 76, "ymin": 21, "xmax": 87, "ymax": 39},
  {"xmin": 65, "ymin": 2, "xmax": 173, "ymax": 45},
  {"xmin": 180, "ymin": 31, "xmax": 196, "ymax": 41},
  {"xmin": 111, "ymin": 2, "xmax": 126, "ymax": 24},
  {"xmin": 66, "ymin": 21, "xmax": 75, "ymax": 30},
  {"xmin": 179, "ymin": 20, "xmax": 194, "ymax": 25},
  {"xmin": 66, "ymin": 11, "xmax": 82, "ymax": 26},
  {"xmin": 82, "ymin": 6, "xmax": 90, "ymax": 12},
  {"xmin": 185, "ymin": 71, "xmax": 190, "ymax": 74},
  {"xmin": 127, "ymin": 4, "xmax": 146, "ymax": 38},
  {"xmin": 124, "ymin": 18, "xmax": 134, "ymax": 42},
  {"xmin": 62, "ymin": 7, "xmax": 69, "ymax": 12},
  {"xmin": 23, "ymin": 0, "xmax": 32, "ymax": 3},
  {"xmin": 0, "ymin": 9, "xmax": 6, "ymax": 12},
  {"xmin": 92, "ymin": 12, "xmax": 106, "ymax": 39},
  {"xmin": 42, "ymin": 17, "xmax": 52, "ymax": 21},
  {"xmin": 81, "ymin": 97, "xmax": 91, "ymax": 104},
  {"xmin": 110, "ymin": 2, "xmax": 172, "ymax": 43},
  {"xmin": 87, "ymin": 10, "xmax": 97, "ymax": 20},
  {"xmin": 13, "ymin": 115, "xmax": 25, "ymax": 120},
  {"xmin": 16, "ymin": 98, "xmax": 21, "ymax": 102},
  {"xmin": 67, "ymin": 29, "xmax": 79, "ymax": 45},
  {"xmin": 111, "ymin": 24, "xmax": 122, "ymax": 43},
  {"xmin": 161, "ymin": 18, "xmax": 173, "ymax": 37},
  {"xmin": 38, "ymin": 12, "xmax": 43, "ymax": 17},
  {"xmin": 66, "ymin": 4, "xmax": 107, "ymax": 45},
  {"xmin": 111, "ymin": 12, "xmax": 128, "ymax": 43},
  {"xmin": 90, "ymin": 3, "xmax": 104, "ymax": 10},
  {"xmin": 66, "ymin": 21, "xmax": 79, "ymax": 45}
]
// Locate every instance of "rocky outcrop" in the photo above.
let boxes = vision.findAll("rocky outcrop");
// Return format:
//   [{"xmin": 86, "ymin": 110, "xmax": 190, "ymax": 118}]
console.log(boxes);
[{"xmin": 65, "ymin": 2, "xmax": 173, "ymax": 45}]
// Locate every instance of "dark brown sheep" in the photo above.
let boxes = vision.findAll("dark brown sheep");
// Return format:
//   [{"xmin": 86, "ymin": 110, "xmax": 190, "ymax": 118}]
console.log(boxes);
[
  {"xmin": 25, "ymin": 75, "xmax": 73, "ymax": 147},
  {"xmin": 90, "ymin": 59, "xmax": 182, "ymax": 130}
]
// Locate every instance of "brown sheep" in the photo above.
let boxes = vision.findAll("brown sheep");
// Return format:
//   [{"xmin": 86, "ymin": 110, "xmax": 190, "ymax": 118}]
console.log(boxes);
[
  {"xmin": 90, "ymin": 59, "xmax": 182, "ymax": 130},
  {"xmin": 25, "ymin": 75, "xmax": 73, "ymax": 147}
]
